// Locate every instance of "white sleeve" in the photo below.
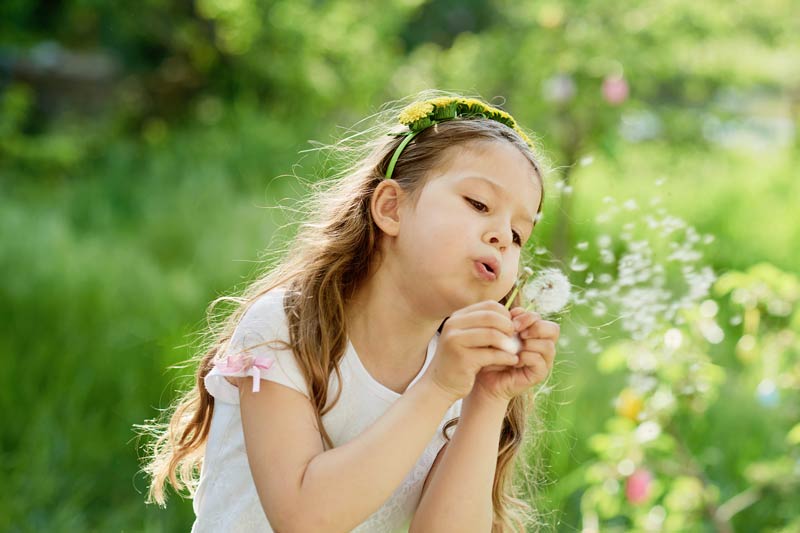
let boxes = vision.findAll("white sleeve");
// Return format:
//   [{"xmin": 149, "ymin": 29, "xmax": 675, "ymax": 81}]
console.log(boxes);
[{"xmin": 204, "ymin": 289, "xmax": 310, "ymax": 404}]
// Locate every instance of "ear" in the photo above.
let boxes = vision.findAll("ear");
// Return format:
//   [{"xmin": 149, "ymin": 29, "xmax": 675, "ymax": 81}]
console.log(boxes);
[{"xmin": 371, "ymin": 179, "xmax": 406, "ymax": 237}]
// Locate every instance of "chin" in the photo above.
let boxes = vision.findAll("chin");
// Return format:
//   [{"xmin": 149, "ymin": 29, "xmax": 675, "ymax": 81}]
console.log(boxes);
[{"xmin": 456, "ymin": 286, "xmax": 503, "ymax": 311}]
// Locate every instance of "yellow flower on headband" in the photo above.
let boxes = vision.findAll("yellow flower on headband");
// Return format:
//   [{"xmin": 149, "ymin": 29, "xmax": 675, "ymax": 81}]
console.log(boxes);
[
  {"xmin": 394, "ymin": 97, "xmax": 533, "ymax": 147},
  {"xmin": 397, "ymin": 102, "xmax": 435, "ymax": 125},
  {"xmin": 385, "ymin": 96, "xmax": 535, "ymax": 180}
]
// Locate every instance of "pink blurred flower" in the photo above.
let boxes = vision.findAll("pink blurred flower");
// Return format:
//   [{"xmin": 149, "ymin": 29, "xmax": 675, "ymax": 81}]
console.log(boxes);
[
  {"xmin": 603, "ymin": 75, "xmax": 629, "ymax": 105},
  {"xmin": 625, "ymin": 468, "xmax": 652, "ymax": 504}
]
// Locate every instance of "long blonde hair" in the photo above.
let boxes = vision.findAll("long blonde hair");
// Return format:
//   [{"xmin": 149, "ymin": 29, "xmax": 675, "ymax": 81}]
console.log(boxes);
[{"xmin": 138, "ymin": 90, "xmax": 549, "ymax": 532}]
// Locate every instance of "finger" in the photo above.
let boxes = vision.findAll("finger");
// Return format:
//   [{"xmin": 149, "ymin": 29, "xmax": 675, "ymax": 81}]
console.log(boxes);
[
  {"xmin": 517, "ymin": 349, "xmax": 553, "ymax": 373},
  {"xmin": 521, "ymin": 319, "xmax": 560, "ymax": 341},
  {"xmin": 511, "ymin": 351, "xmax": 549, "ymax": 377},
  {"xmin": 522, "ymin": 356, "xmax": 549, "ymax": 383},
  {"xmin": 519, "ymin": 339, "xmax": 556, "ymax": 368},
  {"xmin": 456, "ymin": 328, "xmax": 519, "ymax": 354},
  {"xmin": 448, "ymin": 310, "xmax": 515, "ymax": 336},
  {"xmin": 512, "ymin": 311, "xmax": 540, "ymax": 334},
  {"xmin": 473, "ymin": 347, "xmax": 519, "ymax": 368},
  {"xmin": 509, "ymin": 307, "xmax": 526, "ymax": 318},
  {"xmin": 454, "ymin": 299, "xmax": 512, "ymax": 318}
]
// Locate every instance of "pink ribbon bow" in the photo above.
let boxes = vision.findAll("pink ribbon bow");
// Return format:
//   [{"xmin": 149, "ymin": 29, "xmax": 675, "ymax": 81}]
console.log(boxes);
[{"xmin": 215, "ymin": 354, "xmax": 275, "ymax": 393}]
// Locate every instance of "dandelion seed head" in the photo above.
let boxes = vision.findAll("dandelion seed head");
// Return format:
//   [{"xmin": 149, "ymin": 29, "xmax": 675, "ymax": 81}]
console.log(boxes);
[{"xmin": 523, "ymin": 268, "xmax": 572, "ymax": 315}]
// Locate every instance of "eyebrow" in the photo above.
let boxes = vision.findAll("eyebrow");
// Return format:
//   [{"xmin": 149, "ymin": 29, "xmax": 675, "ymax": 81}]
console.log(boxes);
[{"xmin": 459, "ymin": 176, "xmax": 535, "ymax": 228}]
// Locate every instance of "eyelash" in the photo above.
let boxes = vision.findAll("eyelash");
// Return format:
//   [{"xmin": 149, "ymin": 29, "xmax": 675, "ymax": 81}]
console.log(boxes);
[{"xmin": 465, "ymin": 197, "xmax": 522, "ymax": 245}]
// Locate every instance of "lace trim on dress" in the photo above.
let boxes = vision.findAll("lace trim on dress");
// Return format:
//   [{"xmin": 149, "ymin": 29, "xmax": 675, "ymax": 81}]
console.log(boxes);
[{"xmin": 213, "ymin": 353, "xmax": 275, "ymax": 393}]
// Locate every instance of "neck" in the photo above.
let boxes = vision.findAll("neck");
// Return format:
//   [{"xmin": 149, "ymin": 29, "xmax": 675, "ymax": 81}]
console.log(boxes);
[{"xmin": 344, "ymin": 258, "xmax": 445, "ymax": 386}]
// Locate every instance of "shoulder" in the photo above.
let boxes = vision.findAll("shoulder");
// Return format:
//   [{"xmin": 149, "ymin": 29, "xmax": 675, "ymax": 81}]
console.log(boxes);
[
  {"xmin": 206, "ymin": 287, "xmax": 311, "ymax": 402},
  {"xmin": 239, "ymin": 287, "xmax": 291, "ymax": 327},
  {"xmin": 228, "ymin": 287, "xmax": 294, "ymax": 346}
]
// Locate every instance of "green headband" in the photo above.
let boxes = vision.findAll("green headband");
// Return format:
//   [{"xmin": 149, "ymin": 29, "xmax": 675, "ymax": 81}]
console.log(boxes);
[{"xmin": 384, "ymin": 97, "xmax": 533, "ymax": 180}]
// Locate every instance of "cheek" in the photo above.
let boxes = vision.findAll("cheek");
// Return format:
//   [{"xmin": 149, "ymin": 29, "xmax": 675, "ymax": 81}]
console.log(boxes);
[{"xmin": 502, "ymin": 257, "xmax": 521, "ymax": 285}]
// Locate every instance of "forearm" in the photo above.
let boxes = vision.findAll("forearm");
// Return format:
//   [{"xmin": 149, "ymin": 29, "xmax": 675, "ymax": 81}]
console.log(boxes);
[
  {"xmin": 410, "ymin": 392, "xmax": 509, "ymax": 533},
  {"xmin": 297, "ymin": 378, "xmax": 455, "ymax": 532}
]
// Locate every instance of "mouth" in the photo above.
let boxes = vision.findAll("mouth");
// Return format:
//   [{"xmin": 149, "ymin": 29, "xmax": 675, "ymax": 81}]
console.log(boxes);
[{"xmin": 474, "ymin": 260, "xmax": 498, "ymax": 281}]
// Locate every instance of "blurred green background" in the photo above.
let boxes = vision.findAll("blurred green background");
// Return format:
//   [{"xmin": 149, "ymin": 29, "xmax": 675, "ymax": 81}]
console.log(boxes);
[{"xmin": 2, "ymin": 0, "xmax": 798, "ymax": 531}]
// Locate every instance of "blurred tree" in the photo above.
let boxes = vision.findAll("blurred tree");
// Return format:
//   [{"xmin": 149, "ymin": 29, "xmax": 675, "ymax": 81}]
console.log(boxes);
[{"xmin": 390, "ymin": 0, "xmax": 799, "ymax": 257}]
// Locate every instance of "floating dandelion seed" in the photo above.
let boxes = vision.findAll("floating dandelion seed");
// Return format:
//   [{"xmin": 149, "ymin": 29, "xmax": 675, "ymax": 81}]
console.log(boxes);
[
  {"xmin": 570, "ymin": 256, "xmax": 589, "ymax": 271},
  {"xmin": 623, "ymin": 199, "xmax": 639, "ymax": 211}
]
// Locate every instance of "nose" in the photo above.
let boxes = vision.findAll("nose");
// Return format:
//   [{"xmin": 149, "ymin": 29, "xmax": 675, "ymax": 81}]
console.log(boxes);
[{"xmin": 484, "ymin": 225, "xmax": 512, "ymax": 250}]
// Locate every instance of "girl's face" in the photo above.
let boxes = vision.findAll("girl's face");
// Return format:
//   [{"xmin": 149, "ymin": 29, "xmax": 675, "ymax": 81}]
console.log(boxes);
[{"xmin": 396, "ymin": 140, "xmax": 542, "ymax": 313}]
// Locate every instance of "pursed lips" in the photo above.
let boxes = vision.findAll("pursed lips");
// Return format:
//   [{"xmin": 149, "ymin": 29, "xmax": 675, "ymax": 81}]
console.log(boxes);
[{"xmin": 474, "ymin": 256, "xmax": 501, "ymax": 280}]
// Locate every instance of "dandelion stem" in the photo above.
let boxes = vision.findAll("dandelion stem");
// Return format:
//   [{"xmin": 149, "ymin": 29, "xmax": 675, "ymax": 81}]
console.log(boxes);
[
  {"xmin": 505, "ymin": 283, "xmax": 521, "ymax": 310},
  {"xmin": 505, "ymin": 267, "xmax": 534, "ymax": 310}
]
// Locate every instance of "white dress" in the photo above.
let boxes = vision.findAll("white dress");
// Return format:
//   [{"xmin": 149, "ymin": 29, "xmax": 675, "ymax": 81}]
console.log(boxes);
[{"xmin": 191, "ymin": 288, "xmax": 462, "ymax": 533}]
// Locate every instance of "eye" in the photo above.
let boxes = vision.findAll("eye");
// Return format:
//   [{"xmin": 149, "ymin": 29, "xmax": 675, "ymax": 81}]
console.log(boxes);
[
  {"xmin": 466, "ymin": 197, "xmax": 523, "ymax": 246},
  {"xmin": 465, "ymin": 197, "xmax": 488, "ymax": 212}
]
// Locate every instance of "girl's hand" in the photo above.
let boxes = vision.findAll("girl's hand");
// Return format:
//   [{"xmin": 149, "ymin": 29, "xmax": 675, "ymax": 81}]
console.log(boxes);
[
  {"xmin": 421, "ymin": 300, "xmax": 521, "ymax": 403},
  {"xmin": 470, "ymin": 307, "xmax": 559, "ymax": 404}
]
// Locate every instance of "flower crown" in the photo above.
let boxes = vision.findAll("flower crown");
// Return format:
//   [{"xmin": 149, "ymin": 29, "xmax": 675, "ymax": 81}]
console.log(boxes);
[{"xmin": 385, "ymin": 97, "xmax": 534, "ymax": 180}]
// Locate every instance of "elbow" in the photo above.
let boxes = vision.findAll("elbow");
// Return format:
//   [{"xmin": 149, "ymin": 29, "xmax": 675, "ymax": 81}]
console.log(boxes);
[
  {"xmin": 266, "ymin": 512, "xmax": 313, "ymax": 533},
  {"xmin": 261, "ymin": 501, "xmax": 308, "ymax": 533}
]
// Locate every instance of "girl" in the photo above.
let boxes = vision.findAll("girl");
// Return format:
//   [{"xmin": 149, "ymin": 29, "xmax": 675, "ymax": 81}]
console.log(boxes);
[{"xmin": 140, "ymin": 91, "xmax": 561, "ymax": 532}]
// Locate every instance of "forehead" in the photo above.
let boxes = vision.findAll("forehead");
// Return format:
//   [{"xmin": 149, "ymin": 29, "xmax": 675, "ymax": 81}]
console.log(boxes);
[{"xmin": 428, "ymin": 141, "xmax": 541, "ymax": 220}]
